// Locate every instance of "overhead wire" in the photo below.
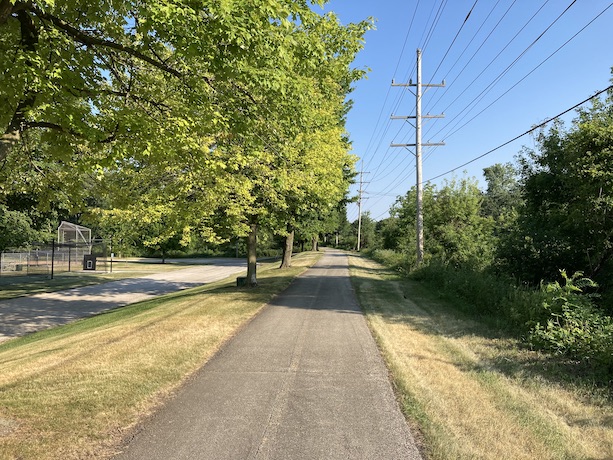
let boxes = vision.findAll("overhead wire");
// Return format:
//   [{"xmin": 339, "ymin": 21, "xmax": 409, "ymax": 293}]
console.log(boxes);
[
  {"xmin": 423, "ymin": 0, "xmax": 578, "ymax": 145},
  {"xmin": 363, "ymin": 0, "xmax": 450, "ymax": 197},
  {"xmin": 361, "ymin": 1, "xmax": 609, "ymax": 221},
  {"xmin": 365, "ymin": 0, "xmax": 483, "ymax": 210},
  {"xmin": 360, "ymin": 1, "xmax": 421, "ymax": 173},
  {"xmin": 423, "ymin": 0, "xmax": 555, "ymax": 142},
  {"xmin": 422, "ymin": 0, "xmax": 515, "ymax": 115},
  {"xmin": 366, "ymin": 0, "xmax": 492, "ymax": 211},
  {"xmin": 421, "ymin": 0, "xmax": 449, "ymax": 55},
  {"xmin": 420, "ymin": 0, "xmax": 601, "ymax": 170},
  {"xmin": 418, "ymin": 1, "xmax": 611, "ymax": 192},
  {"xmin": 386, "ymin": 0, "xmax": 444, "ymax": 125},
  {"xmin": 440, "ymin": 2, "xmax": 613, "ymax": 143},
  {"xmin": 425, "ymin": 84, "xmax": 613, "ymax": 183},
  {"xmin": 361, "ymin": 159, "xmax": 416, "ymax": 215},
  {"xmin": 429, "ymin": 0, "xmax": 480, "ymax": 82},
  {"xmin": 349, "ymin": 1, "xmax": 424, "ymax": 221}
]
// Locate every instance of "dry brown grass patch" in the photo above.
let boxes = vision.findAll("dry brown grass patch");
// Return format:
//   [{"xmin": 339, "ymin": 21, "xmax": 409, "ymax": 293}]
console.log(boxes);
[{"xmin": 349, "ymin": 254, "xmax": 613, "ymax": 460}]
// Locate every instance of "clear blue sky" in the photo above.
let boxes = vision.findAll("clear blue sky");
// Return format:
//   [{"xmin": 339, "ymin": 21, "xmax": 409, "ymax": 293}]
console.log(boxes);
[{"xmin": 318, "ymin": 1, "xmax": 613, "ymax": 222}]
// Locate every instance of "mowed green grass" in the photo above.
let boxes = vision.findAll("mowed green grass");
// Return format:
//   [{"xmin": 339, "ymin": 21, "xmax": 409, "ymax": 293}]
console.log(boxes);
[
  {"xmin": 0, "ymin": 253, "xmax": 321, "ymax": 460},
  {"xmin": 349, "ymin": 253, "xmax": 613, "ymax": 460}
]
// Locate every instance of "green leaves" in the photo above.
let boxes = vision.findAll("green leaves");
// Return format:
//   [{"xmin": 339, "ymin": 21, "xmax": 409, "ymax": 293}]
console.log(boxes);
[
  {"xmin": 528, "ymin": 271, "xmax": 613, "ymax": 368},
  {"xmin": 507, "ymin": 90, "xmax": 613, "ymax": 284},
  {"xmin": 390, "ymin": 177, "xmax": 496, "ymax": 270},
  {"xmin": 1, "ymin": 1, "xmax": 370, "ymax": 267}
]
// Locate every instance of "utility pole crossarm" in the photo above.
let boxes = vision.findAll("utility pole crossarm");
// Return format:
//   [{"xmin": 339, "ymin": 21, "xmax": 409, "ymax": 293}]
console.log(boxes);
[{"xmin": 391, "ymin": 80, "xmax": 445, "ymax": 88}]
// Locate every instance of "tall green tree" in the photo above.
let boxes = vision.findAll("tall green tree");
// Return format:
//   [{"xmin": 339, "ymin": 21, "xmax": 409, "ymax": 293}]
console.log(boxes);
[
  {"xmin": 0, "ymin": 205, "xmax": 39, "ymax": 250},
  {"xmin": 391, "ymin": 177, "xmax": 495, "ymax": 269},
  {"xmin": 1, "ymin": 0, "xmax": 345, "ymax": 187},
  {"xmin": 76, "ymin": 5, "xmax": 369, "ymax": 286},
  {"xmin": 502, "ymin": 87, "xmax": 613, "ymax": 288},
  {"xmin": 481, "ymin": 162, "xmax": 522, "ymax": 221}
]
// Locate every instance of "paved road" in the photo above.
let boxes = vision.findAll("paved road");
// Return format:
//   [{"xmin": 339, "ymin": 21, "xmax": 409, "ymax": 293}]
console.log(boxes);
[
  {"xmin": 114, "ymin": 250, "xmax": 422, "ymax": 460},
  {"xmin": 0, "ymin": 259, "xmax": 246, "ymax": 342}
]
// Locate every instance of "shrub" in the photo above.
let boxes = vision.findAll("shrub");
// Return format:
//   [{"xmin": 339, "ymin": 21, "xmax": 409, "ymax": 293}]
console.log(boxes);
[
  {"xmin": 373, "ymin": 251, "xmax": 613, "ymax": 381},
  {"xmin": 368, "ymin": 249, "xmax": 413, "ymax": 275},
  {"xmin": 528, "ymin": 271, "xmax": 613, "ymax": 372},
  {"xmin": 410, "ymin": 258, "xmax": 518, "ymax": 323}
]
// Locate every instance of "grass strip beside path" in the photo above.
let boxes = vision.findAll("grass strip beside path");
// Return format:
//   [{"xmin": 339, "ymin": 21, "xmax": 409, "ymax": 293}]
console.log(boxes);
[
  {"xmin": 349, "ymin": 253, "xmax": 613, "ymax": 460},
  {"xmin": 0, "ymin": 252, "xmax": 321, "ymax": 460}
]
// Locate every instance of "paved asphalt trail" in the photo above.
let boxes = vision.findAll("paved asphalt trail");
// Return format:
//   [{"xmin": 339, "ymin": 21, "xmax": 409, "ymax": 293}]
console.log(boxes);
[
  {"xmin": 114, "ymin": 250, "xmax": 422, "ymax": 460},
  {"xmin": 0, "ymin": 259, "xmax": 246, "ymax": 342}
]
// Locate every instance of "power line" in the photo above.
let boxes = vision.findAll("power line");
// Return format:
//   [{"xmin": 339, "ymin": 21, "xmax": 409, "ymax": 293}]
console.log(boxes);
[
  {"xmin": 422, "ymin": 0, "xmax": 518, "ymax": 115},
  {"xmin": 425, "ymin": 84, "xmax": 613, "ymax": 183},
  {"xmin": 439, "ymin": 2, "xmax": 613, "ymax": 142},
  {"xmin": 385, "ymin": 0, "xmax": 447, "ymax": 145},
  {"xmin": 360, "ymin": 2, "xmax": 611, "ymax": 222},
  {"xmin": 423, "ymin": 0, "xmax": 557, "ymax": 141},
  {"xmin": 421, "ymin": 0, "xmax": 449, "ymax": 54},
  {"xmin": 426, "ymin": 0, "xmax": 606, "ymax": 145},
  {"xmin": 392, "ymin": 0, "xmax": 421, "ymax": 78},
  {"xmin": 429, "ymin": 0, "xmax": 479, "ymax": 82},
  {"xmin": 361, "ymin": 1, "xmax": 421, "ymax": 172}
]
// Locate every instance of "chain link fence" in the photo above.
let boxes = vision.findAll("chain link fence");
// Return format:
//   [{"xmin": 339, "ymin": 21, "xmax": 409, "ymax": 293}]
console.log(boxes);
[{"xmin": 0, "ymin": 240, "xmax": 110, "ymax": 278}]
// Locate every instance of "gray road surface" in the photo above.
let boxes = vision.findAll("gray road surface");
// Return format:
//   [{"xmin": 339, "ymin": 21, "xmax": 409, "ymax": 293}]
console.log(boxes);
[
  {"xmin": 114, "ymin": 250, "xmax": 422, "ymax": 460},
  {"xmin": 0, "ymin": 259, "xmax": 246, "ymax": 342}
]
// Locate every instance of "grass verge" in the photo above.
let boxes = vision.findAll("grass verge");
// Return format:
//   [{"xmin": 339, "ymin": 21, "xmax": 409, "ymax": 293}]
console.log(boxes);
[
  {"xmin": 349, "ymin": 253, "xmax": 613, "ymax": 460},
  {"xmin": 0, "ymin": 252, "xmax": 321, "ymax": 460}
]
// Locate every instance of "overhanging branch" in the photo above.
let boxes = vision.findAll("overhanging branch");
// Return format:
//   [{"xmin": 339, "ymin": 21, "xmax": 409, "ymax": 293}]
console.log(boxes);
[{"xmin": 30, "ymin": 5, "xmax": 185, "ymax": 79}]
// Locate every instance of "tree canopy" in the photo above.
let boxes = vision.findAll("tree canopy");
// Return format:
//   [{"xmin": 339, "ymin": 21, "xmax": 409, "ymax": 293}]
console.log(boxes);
[
  {"xmin": 1, "ymin": 1, "xmax": 371, "ymax": 283},
  {"xmin": 501, "ymin": 89, "xmax": 613, "ymax": 285}
]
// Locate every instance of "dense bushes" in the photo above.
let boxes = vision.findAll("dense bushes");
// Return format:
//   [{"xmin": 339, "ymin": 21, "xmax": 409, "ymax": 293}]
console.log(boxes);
[
  {"xmin": 409, "ymin": 260, "xmax": 542, "ymax": 328},
  {"xmin": 368, "ymin": 248, "xmax": 413, "ymax": 275},
  {"xmin": 407, "ymin": 261, "xmax": 613, "ymax": 382},
  {"xmin": 528, "ymin": 272, "xmax": 613, "ymax": 372}
]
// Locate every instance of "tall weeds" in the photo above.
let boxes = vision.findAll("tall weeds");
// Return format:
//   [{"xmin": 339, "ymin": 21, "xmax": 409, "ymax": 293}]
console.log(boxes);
[{"xmin": 398, "ymin": 258, "xmax": 613, "ymax": 385}]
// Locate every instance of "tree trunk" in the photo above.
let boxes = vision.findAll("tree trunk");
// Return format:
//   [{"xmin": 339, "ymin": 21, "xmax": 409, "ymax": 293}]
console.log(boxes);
[
  {"xmin": 246, "ymin": 223, "xmax": 258, "ymax": 287},
  {"xmin": 0, "ymin": 0, "xmax": 14, "ymax": 25},
  {"xmin": 279, "ymin": 229, "xmax": 294, "ymax": 269},
  {"xmin": 311, "ymin": 235, "xmax": 318, "ymax": 252}
]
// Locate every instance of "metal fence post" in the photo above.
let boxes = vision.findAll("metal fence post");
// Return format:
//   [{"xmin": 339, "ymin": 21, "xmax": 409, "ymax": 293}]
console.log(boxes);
[{"xmin": 51, "ymin": 240, "xmax": 55, "ymax": 279}]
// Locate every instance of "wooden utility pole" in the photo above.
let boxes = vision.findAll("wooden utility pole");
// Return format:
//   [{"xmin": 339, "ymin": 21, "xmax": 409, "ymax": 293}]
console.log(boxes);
[
  {"xmin": 391, "ymin": 49, "xmax": 445, "ymax": 264},
  {"xmin": 356, "ymin": 168, "xmax": 369, "ymax": 251}
]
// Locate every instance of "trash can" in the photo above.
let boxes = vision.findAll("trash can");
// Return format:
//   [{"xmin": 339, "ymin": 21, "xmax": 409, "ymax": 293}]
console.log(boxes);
[{"xmin": 83, "ymin": 255, "xmax": 97, "ymax": 270}]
